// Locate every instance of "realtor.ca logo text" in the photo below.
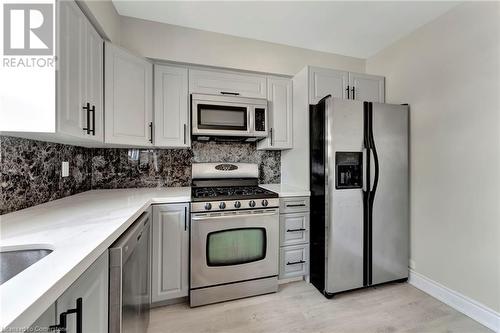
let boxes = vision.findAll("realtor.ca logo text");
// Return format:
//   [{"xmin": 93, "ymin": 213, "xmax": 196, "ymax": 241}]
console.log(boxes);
[{"xmin": 2, "ymin": 2, "xmax": 56, "ymax": 68}]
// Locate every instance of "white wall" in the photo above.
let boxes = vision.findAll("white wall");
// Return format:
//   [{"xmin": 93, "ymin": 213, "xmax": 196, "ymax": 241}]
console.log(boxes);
[
  {"xmin": 366, "ymin": 2, "xmax": 500, "ymax": 313},
  {"xmin": 118, "ymin": 16, "xmax": 365, "ymax": 76}
]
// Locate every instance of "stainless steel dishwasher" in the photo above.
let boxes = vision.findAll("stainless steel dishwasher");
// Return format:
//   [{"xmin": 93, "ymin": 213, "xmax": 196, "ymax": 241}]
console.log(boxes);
[{"xmin": 109, "ymin": 209, "xmax": 151, "ymax": 333}]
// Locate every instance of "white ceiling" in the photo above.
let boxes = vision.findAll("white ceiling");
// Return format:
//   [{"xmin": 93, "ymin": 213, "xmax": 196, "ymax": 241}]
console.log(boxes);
[{"xmin": 112, "ymin": 1, "xmax": 459, "ymax": 59}]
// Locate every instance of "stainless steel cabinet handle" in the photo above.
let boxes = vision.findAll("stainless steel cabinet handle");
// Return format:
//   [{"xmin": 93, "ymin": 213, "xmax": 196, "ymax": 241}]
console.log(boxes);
[
  {"xmin": 286, "ymin": 228, "xmax": 306, "ymax": 232},
  {"xmin": 286, "ymin": 260, "xmax": 306, "ymax": 265}
]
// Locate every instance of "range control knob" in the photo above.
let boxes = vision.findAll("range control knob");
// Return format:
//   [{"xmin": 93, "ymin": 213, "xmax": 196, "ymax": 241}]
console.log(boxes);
[
  {"xmin": 249, "ymin": 200, "xmax": 256, "ymax": 208},
  {"xmin": 234, "ymin": 201, "xmax": 241, "ymax": 208},
  {"xmin": 219, "ymin": 202, "xmax": 226, "ymax": 209},
  {"xmin": 262, "ymin": 199, "xmax": 269, "ymax": 207},
  {"xmin": 204, "ymin": 203, "xmax": 212, "ymax": 211}
]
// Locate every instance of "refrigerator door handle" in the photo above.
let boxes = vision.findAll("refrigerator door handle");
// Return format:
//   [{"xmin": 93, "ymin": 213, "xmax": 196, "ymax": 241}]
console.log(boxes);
[
  {"xmin": 362, "ymin": 148, "xmax": 368, "ymax": 192},
  {"xmin": 370, "ymin": 148, "xmax": 380, "ymax": 195}
]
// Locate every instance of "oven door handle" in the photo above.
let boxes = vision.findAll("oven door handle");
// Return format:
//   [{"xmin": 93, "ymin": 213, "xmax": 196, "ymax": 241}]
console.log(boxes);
[{"xmin": 191, "ymin": 211, "xmax": 278, "ymax": 221}]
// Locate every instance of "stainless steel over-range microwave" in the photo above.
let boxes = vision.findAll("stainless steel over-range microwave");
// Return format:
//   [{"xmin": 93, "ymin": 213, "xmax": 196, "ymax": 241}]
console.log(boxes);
[{"xmin": 191, "ymin": 93, "xmax": 268, "ymax": 140}]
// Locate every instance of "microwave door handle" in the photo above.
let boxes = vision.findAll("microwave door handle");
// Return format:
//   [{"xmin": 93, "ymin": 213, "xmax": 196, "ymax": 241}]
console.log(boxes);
[{"xmin": 248, "ymin": 107, "xmax": 253, "ymax": 134}]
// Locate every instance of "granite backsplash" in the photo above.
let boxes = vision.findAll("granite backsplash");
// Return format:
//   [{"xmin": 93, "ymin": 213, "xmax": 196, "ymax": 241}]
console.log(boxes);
[{"xmin": 0, "ymin": 136, "xmax": 280, "ymax": 215}]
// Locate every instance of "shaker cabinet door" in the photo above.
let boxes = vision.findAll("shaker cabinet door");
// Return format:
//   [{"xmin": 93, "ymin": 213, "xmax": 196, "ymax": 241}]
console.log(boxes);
[
  {"xmin": 57, "ymin": 0, "xmax": 87, "ymax": 139},
  {"xmin": 84, "ymin": 20, "xmax": 104, "ymax": 142},
  {"xmin": 348, "ymin": 72, "xmax": 385, "ymax": 103},
  {"xmin": 308, "ymin": 67, "xmax": 349, "ymax": 104},
  {"xmin": 154, "ymin": 65, "xmax": 190, "ymax": 148},
  {"xmin": 57, "ymin": 0, "xmax": 103, "ymax": 142},
  {"xmin": 104, "ymin": 42, "xmax": 153, "ymax": 146},
  {"xmin": 189, "ymin": 69, "xmax": 267, "ymax": 99},
  {"xmin": 258, "ymin": 76, "xmax": 293, "ymax": 150},
  {"xmin": 56, "ymin": 251, "xmax": 108, "ymax": 333},
  {"xmin": 152, "ymin": 204, "xmax": 190, "ymax": 302}
]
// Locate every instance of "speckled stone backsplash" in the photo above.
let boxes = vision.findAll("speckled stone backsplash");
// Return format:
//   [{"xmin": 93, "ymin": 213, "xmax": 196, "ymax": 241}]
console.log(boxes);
[
  {"xmin": 0, "ymin": 136, "xmax": 92, "ymax": 215},
  {"xmin": 0, "ymin": 136, "xmax": 280, "ymax": 214}
]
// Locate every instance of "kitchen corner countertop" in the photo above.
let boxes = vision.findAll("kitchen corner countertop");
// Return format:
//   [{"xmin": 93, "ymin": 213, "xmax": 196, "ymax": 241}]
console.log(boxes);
[
  {"xmin": 259, "ymin": 184, "xmax": 310, "ymax": 197},
  {"xmin": 0, "ymin": 188, "xmax": 191, "ymax": 330}
]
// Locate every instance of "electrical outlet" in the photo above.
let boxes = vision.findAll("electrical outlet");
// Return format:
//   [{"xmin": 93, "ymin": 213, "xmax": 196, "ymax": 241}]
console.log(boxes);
[
  {"xmin": 409, "ymin": 259, "xmax": 416, "ymax": 270},
  {"xmin": 62, "ymin": 161, "xmax": 69, "ymax": 177}
]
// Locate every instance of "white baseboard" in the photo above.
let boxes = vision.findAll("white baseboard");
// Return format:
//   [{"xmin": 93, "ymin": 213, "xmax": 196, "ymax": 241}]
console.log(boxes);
[{"xmin": 409, "ymin": 269, "xmax": 500, "ymax": 332}]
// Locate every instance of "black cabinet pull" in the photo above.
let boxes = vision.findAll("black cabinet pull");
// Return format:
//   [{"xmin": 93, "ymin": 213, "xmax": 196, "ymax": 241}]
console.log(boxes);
[
  {"xmin": 83, "ymin": 104, "xmax": 95, "ymax": 135},
  {"xmin": 351, "ymin": 86, "xmax": 355, "ymax": 100},
  {"xmin": 90, "ymin": 105, "xmax": 95, "ymax": 135},
  {"xmin": 286, "ymin": 260, "xmax": 306, "ymax": 265},
  {"xmin": 49, "ymin": 297, "xmax": 82, "ymax": 333},
  {"xmin": 82, "ymin": 103, "xmax": 91, "ymax": 134},
  {"xmin": 270, "ymin": 128, "xmax": 273, "ymax": 146},
  {"xmin": 220, "ymin": 91, "xmax": 240, "ymax": 96},
  {"xmin": 149, "ymin": 122, "xmax": 153, "ymax": 143},
  {"xmin": 346, "ymin": 85, "xmax": 350, "ymax": 99},
  {"xmin": 286, "ymin": 204, "xmax": 306, "ymax": 207},
  {"xmin": 183, "ymin": 124, "xmax": 187, "ymax": 145},
  {"xmin": 286, "ymin": 228, "xmax": 306, "ymax": 233}
]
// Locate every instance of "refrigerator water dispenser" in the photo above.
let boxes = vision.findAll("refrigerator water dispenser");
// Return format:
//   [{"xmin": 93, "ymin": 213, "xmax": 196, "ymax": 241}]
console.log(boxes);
[{"xmin": 335, "ymin": 152, "xmax": 362, "ymax": 189}]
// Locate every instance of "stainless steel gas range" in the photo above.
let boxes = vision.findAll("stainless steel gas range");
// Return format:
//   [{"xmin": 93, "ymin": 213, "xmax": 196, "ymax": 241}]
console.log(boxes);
[{"xmin": 190, "ymin": 163, "xmax": 279, "ymax": 307}]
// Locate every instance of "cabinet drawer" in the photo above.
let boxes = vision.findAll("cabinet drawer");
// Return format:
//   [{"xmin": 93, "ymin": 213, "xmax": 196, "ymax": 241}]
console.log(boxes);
[
  {"xmin": 280, "ymin": 212, "xmax": 309, "ymax": 246},
  {"xmin": 279, "ymin": 197, "xmax": 310, "ymax": 213},
  {"xmin": 189, "ymin": 69, "xmax": 267, "ymax": 99},
  {"xmin": 279, "ymin": 244, "xmax": 309, "ymax": 279}
]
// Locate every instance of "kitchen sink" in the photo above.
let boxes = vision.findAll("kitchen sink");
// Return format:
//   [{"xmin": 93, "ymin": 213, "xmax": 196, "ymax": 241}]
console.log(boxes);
[{"xmin": 0, "ymin": 248, "xmax": 53, "ymax": 285}]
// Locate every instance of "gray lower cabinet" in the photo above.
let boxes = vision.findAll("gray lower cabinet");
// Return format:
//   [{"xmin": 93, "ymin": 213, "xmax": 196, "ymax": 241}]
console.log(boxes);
[
  {"xmin": 152, "ymin": 204, "xmax": 190, "ymax": 303},
  {"xmin": 279, "ymin": 197, "xmax": 310, "ymax": 280},
  {"xmin": 26, "ymin": 250, "xmax": 109, "ymax": 332},
  {"xmin": 56, "ymin": 251, "xmax": 109, "ymax": 333}
]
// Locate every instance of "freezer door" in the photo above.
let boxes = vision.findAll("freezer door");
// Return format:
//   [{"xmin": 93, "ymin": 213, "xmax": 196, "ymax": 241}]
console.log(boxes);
[
  {"xmin": 325, "ymin": 99, "xmax": 365, "ymax": 293},
  {"xmin": 370, "ymin": 103, "xmax": 409, "ymax": 285}
]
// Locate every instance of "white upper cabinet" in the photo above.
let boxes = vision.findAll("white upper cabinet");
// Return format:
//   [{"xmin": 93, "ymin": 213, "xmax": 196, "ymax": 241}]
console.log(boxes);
[
  {"xmin": 348, "ymin": 72, "xmax": 385, "ymax": 103},
  {"xmin": 308, "ymin": 66, "xmax": 349, "ymax": 104},
  {"xmin": 57, "ymin": 0, "xmax": 103, "ymax": 142},
  {"xmin": 189, "ymin": 69, "xmax": 267, "ymax": 99},
  {"xmin": 154, "ymin": 65, "xmax": 190, "ymax": 148},
  {"xmin": 85, "ymin": 21, "xmax": 104, "ymax": 141},
  {"xmin": 104, "ymin": 43, "xmax": 153, "ymax": 146},
  {"xmin": 258, "ymin": 76, "xmax": 293, "ymax": 150},
  {"xmin": 307, "ymin": 67, "xmax": 385, "ymax": 104}
]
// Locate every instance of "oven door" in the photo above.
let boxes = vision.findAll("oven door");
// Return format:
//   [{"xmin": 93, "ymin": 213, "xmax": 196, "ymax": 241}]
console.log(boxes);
[{"xmin": 190, "ymin": 208, "xmax": 279, "ymax": 289}]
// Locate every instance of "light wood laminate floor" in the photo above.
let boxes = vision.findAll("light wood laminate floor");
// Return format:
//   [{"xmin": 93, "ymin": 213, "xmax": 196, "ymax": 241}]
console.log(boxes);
[{"xmin": 147, "ymin": 281, "xmax": 492, "ymax": 333}]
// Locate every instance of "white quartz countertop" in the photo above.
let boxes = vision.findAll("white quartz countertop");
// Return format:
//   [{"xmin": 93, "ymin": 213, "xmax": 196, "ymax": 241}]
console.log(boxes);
[
  {"xmin": 0, "ymin": 188, "xmax": 190, "ymax": 330},
  {"xmin": 259, "ymin": 184, "xmax": 310, "ymax": 197}
]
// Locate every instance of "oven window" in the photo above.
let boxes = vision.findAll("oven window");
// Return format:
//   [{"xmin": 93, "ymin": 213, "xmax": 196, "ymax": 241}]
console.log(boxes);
[
  {"xmin": 198, "ymin": 104, "xmax": 247, "ymax": 130},
  {"xmin": 206, "ymin": 228, "xmax": 266, "ymax": 266}
]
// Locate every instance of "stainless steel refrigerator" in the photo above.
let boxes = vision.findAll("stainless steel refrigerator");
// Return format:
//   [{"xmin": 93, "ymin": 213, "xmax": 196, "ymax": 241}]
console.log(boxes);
[{"xmin": 309, "ymin": 96, "xmax": 409, "ymax": 297}]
